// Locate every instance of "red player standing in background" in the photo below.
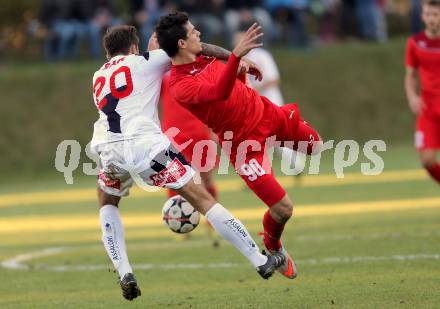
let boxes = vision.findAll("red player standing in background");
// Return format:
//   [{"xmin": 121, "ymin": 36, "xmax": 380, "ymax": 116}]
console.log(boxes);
[
  {"xmin": 161, "ymin": 74, "xmax": 220, "ymax": 246},
  {"xmin": 405, "ymin": 0, "xmax": 440, "ymax": 184},
  {"xmin": 156, "ymin": 13, "xmax": 322, "ymax": 280},
  {"xmin": 161, "ymin": 74, "xmax": 218, "ymax": 199}
]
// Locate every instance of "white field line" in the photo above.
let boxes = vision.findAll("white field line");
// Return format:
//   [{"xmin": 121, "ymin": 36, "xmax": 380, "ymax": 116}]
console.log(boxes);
[
  {"xmin": 46, "ymin": 253, "xmax": 440, "ymax": 272},
  {"xmin": 0, "ymin": 247, "xmax": 65, "ymax": 270},
  {"xmin": 1, "ymin": 246, "xmax": 440, "ymax": 272},
  {"xmin": 2, "ymin": 231, "xmax": 438, "ymax": 270}
]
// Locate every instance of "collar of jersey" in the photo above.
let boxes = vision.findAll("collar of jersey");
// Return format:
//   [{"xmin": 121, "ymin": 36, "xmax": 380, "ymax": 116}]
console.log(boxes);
[{"xmin": 171, "ymin": 55, "xmax": 215, "ymax": 76}]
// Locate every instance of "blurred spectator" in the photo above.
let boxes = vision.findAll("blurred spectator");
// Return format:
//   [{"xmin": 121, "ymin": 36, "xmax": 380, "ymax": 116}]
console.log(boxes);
[
  {"xmin": 310, "ymin": 0, "xmax": 339, "ymax": 44},
  {"xmin": 375, "ymin": 0, "xmax": 388, "ymax": 42},
  {"xmin": 180, "ymin": 0, "xmax": 224, "ymax": 43},
  {"xmin": 355, "ymin": 0, "xmax": 387, "ymax": 42},
  {"xmin": 410, "ymin": 0, "xmax": 423, "ymax": 33},
  {"xmin": 291, "ymin": 0, "xmax": 310, "ymax": 47},
  {"xmin": 340, "ymin": 0, "xmax": 358, "ymax": 39},
  {"xmin": 39, "ymin": 0, "xmax": 120, "ymax": 61},
  {"xmin": 88, "ymin": 0, "xmax": 121, "ymax": 58},
  {"xmin": 224, "ymin": 0, "xmax": 274, "ymax": 46},
  {"xmin": 265, "ymin": 0, "xmax": 293, "ymax": 43},
  {"xmin": 130, "ymin": 0, "xmax": 175, "ymax": 50},
  {"xmin": 39, "ymin": 0, "xmax": 77, "ymax": 60},
  {"xmin": 20, "ymin": 0, "xmax": 421, "ymax": 61},
  {"xmin": 266, "ymin": 0, "xmax": 310, "ymax": 48}
]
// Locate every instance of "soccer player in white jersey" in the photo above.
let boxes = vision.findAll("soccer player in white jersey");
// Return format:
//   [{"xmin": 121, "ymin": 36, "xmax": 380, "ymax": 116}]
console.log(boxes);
[
  {"xmin": 234, "ymin": 25, "xmax": 306, "ymax": 176},
  {"xmin": 90, "ymin": 25, "xmax": 285, "ymax": 301}
]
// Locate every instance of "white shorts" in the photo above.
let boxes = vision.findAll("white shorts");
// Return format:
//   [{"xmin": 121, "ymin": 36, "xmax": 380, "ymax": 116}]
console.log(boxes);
[{"xmin": 94, "ymin": 137, "xmax": 194, "ymax": 197}]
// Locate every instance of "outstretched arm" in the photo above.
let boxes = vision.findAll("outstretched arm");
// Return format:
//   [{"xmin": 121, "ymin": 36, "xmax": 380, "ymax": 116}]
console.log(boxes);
[
  {"xmin": 200, "ymin": 43, "xmax": 263, "ymax": 81},
  {"xmin": 201, "ymin": 23, "xmax": 263, "ymax": 61},
  {"xmin": 175, "ymin": 23, "xmax": 264, "ymax": 105},
  {"xmin": 176, "ymin": 54, "xmax": 241, "ymax": 104},
  {"xmin": 200, "ymin": 43, "xmax": 231, "ymax": 60}
]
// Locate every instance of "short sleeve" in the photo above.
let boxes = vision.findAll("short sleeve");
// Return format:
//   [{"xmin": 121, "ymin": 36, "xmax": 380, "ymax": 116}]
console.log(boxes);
[
  {"xmin": 137, "ymin": 49, "xmax": 171, "ymax": 76},
  {"xmin": 405, "ymin": 38, "xmax": 419, "ymax": 68},
  {"xmin": 149, "ymin": 49, "xmax": 171, "ymax": 72}
]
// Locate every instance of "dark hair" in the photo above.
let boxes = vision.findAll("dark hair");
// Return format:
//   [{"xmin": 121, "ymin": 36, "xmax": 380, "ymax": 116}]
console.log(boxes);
[
  {"xmin": 103, "ymin": 25, "xmax": 139, "ymax": 58},
  {"xmin": 155, "ymin": 12, "xmax": 189, "ymax": 57}
]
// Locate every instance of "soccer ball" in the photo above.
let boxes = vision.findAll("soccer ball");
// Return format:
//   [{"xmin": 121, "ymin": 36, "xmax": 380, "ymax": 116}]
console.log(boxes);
[{"xmin": 162, "ymin": 195, "xmax": 200, "ymax": 233}]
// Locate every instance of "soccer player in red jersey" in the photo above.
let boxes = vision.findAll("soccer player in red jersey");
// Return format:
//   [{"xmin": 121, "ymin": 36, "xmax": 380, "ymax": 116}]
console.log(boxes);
[
  {"xmin": 405, "ymin": 0, "xmax": 440, "ymax": 184},
  {"xmin": 156, "ymin": 12, "xmax": 322, "ymax": 279}
]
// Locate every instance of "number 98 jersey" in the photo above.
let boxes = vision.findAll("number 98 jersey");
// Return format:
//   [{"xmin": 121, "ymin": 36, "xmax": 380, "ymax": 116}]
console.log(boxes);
[{"xmin": 91, "ymin": 50, "xmax": 170, "ymax": 148}]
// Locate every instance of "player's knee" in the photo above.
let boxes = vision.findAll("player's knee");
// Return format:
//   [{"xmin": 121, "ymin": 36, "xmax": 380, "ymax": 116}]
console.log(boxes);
[
  {"xmin": 98, "ymin": 188, "xmax": 120, "ymax": 208},
  {"xmin": 272, "ymin": 200, "xmax": 293, "ymax": 222},
  {"xmin": 282, "ymin": 203, "xmax": 293, "ymax": 220},
  {"xmin": 278, "ymin": 204, "xmax": 293, "ymax": 222},
  {"xmin": 422, "ymin": 160, "xmax": 436, "ymax": 169}
]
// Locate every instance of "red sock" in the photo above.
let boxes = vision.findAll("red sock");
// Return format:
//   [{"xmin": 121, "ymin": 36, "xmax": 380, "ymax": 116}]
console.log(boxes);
[
  {"xmin": 427, "ymin": 163, "xmax": 440, "ymax": 184},
  {"xmin": 262, "ymin": 210, "xmax": 284, "ymax": 251},
  {"xmin": 206, "ymin": 185, "xmax": 218, "ymax": 200}
]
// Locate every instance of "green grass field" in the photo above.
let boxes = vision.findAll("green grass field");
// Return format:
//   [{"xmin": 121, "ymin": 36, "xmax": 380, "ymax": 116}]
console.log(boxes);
[{"xmin": 0, "ymin": 144, "xmax": 439, "ymax": 308}]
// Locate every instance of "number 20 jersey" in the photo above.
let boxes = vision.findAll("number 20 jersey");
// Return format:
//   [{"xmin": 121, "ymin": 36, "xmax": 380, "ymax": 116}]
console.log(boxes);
[{"xmin": 91, "ymin": 50, "xmax": 170, "ymax": 148}]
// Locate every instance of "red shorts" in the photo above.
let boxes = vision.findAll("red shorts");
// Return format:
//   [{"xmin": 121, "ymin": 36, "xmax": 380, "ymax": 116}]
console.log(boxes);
[
  {"xmin": 167, "ymin": 128, "xmax": 217, "ymax": 169},
  {"xmin": 165, "ymin": 128, "xmax": 218, "ymax": 198},
  {"xmin": 227, "ymin": 99, "xmax": 320, "ymax": 207},
  {"xmin": 415, "ymin": 112, "xmax": 440, "ymax": 151}
]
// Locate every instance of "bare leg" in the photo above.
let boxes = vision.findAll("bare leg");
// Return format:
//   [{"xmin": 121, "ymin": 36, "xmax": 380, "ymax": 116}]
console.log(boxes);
[
  {"xmin": 200, "ymin": 171, "xmax": 220, "ymax": 246},
  {"xmin": 174, "ymin": 178, "xmax": 216, "ymax": 215}
]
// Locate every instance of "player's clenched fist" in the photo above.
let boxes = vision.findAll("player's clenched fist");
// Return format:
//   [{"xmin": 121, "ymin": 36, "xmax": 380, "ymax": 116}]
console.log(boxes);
[
  {"xmin": 242, "ymin": 57, "xmax": 263, "ymax": 82},
  {"xmin": 232, "ymin": 23, "xmax": 264, "ymax": 58}
]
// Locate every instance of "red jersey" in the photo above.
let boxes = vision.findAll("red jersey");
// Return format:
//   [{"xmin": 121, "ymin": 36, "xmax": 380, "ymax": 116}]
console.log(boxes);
[
  {"xmin": 169, "ymin": 54, "xmax": 319, "ymax": 207},
  {"xmin": 169, "ymin": 54, "xmax": 265, "ymax": 142},
  {"xmin": 161, "ymin": 74, "xmax": 210, "ymax": 138},
  {"xmin": 406, "ymin": 32, "xmax": 440, "ymax": 100}
]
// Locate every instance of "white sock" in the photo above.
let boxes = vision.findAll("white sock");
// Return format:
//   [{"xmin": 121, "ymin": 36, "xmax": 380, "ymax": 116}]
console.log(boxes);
[
  {"xmin": 100, "ymin": 205, "xmax": 133, "ymax": 278},
  {"xmin": 206, "ymin": 204, "xmax": 267, "ymax": 267}
]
